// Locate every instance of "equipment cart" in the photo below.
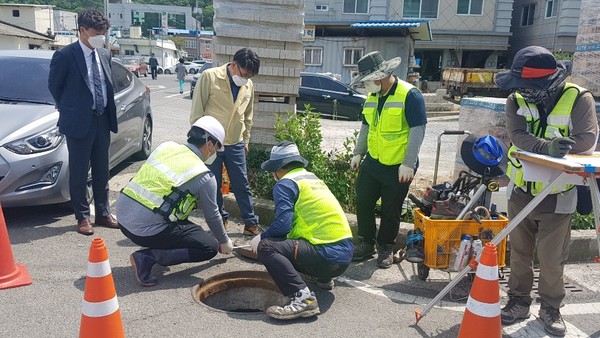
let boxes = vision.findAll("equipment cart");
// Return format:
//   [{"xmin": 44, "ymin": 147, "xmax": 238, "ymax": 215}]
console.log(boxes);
[{"xmin": 412, "ymin": 208, "xmax": 508, "ymax": 280}]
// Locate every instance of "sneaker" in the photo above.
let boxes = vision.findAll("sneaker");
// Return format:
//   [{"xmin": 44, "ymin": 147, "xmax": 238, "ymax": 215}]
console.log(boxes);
[
  {"xmin": 376, "ymin": 244, "xmax": 394, "ymax": 269},
  {"xmin": 243, "ymin": 225, "xmax": 263, "ymax": 236},
  {"xmin": 501, "ymin": 296, "xmax": 531, "ymax": 325},
  {"xmin": 352, "ymin": 240, "xmax": 375, "ymax": 261},
  {"xmin": 266, "ymin": 291, "xmax": 320, "ymax": 320},
  {"xmin": 538, "ymin": 304, "xmax": 566, "ymax": 337}
]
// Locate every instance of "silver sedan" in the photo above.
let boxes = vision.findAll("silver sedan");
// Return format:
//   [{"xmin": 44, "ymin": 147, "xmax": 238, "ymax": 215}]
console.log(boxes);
[{"xmin": 0, "ymin": 50, "xmax": 153, "ymax": 207}]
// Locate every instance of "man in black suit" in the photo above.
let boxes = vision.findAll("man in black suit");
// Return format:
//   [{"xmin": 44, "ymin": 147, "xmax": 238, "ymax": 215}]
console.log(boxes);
[
  {"xmin": 48, "ymin": 8, "xmax": 119, "ymax": 235},
  {"xmin": 149, "ymin": 53, "xmax": 159, "ymax": 80}
]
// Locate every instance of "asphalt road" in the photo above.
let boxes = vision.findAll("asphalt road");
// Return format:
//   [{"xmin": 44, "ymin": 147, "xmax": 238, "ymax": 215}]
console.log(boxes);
[{"xmin": 2, "ymin": 75, "xmax": 600, "ymax": 338}]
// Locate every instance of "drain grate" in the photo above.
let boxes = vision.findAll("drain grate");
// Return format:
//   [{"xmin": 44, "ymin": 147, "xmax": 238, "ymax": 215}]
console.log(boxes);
[{"xmin": 498, "ymin": 266, "xmax": 584, "ymax": 294}]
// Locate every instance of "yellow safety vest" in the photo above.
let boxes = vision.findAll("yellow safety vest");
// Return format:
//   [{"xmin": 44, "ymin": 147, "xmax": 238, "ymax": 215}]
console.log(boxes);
[
  {"xmin": 362, "ymin": 80, "xmax": 415, "ymax": 165},
  {"xmin": 505, "ymin": 83, "xmax": 584, "ymax": 195},
  {"xmin": 284, "ymin": 168, "xmax": 353, "ymax": 245},
  {"xmin": 122, "ymin": 142, "xmax": 210, "ymax": 222}
]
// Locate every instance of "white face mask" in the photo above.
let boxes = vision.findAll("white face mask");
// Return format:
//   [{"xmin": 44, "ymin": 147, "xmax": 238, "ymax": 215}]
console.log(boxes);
[
  {"xmin": 204, "ymin": 151, "xmax": 217, "ymax": 165},
  {"xmin": 364, "ymin": 80, "xmax": 381, "ymax": 93},
  {"xmin": 88, "ymin": 34, "xmax": 105, "ymax": 49},
  {"xmin": 232, "ymin": 75, "xmax": 248, "ymax": 87}
]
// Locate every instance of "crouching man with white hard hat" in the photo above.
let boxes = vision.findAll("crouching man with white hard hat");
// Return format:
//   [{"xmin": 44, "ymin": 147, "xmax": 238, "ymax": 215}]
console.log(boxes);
[{"xmin": 116, "ymin": 116, "xmax": 233, "ymax": 287}]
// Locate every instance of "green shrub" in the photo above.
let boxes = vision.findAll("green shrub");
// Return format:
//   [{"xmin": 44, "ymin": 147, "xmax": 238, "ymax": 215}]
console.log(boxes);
[
  {"xmin": 571, "ymin": 212, "xmax": 595, "ymax": 230},
  {"xmin": 247, "ymin": 108, "xmax": 359, "ymax": 213}
]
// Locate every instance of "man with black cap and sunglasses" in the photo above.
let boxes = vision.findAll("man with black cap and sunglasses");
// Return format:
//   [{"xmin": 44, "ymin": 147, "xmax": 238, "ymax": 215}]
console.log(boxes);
[
  {"xmin": 249, "ymin": 141, "xmax": 353, "ymax": 320},
  {"xmin": 116, "ymin": 116, "xmax": 233, "ymax": 287},
  {"xmin": 348, "ymin": 51, "xmax": 427, "ymax": 269},
  {"xmin": 495, "ymin": 46, "xmax": 598, "ymax": 336}
]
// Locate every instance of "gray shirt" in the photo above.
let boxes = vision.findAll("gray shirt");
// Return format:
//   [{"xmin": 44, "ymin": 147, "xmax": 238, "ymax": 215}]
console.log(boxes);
[
  {"xmin": 175, "ymin": 63, "xmax": 187, "ymax": 80},
  {"xmin": 115, "ymin": 143, "xmax": 229, "ymax": 244}
]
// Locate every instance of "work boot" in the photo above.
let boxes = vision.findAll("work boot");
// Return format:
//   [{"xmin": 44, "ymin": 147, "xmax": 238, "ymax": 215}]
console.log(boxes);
[
  {"xmin": 376, "ymin": 244, "xmax": 394, "ymax": 269},
  {"xmin": 130, "ymin": 249, "xmax": 158, "ymax": 287},
  {"xmin": 266, "ymin": 289, "xmax": 320, "ymax": 320},
  {"xmin": 538, "ymin": 303, "xmax": 566, "ymax": 337},
  {"xmin": 501, "ymin": 296, "xmax": 531, "ymax": 325},
  {"xmin": 243, "ymin": 225, "xmax": 263, "ymax": 236},
  {"xmin": 352, "ymin": 240, "xmax": 375, "ymax": 261}
]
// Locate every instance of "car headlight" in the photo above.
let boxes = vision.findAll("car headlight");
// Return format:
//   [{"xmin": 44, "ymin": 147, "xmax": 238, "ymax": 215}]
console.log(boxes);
[{"xmin": 4, "ymin": 127, "xmax": 64, "ymax": 154}]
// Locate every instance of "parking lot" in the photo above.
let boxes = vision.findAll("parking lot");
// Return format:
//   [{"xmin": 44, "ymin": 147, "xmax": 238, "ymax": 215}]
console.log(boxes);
[{"xmin": 2, "ymin": 75, "xmax": 600, "ymax": 338}]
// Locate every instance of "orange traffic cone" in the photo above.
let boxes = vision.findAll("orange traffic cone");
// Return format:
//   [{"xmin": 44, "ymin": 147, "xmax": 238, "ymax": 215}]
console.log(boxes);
[
  {"xmin": 0, "ymin": 203, "xmax": 32, "ymax": 290},
  {"xmin": 79, "ymin": 238, "xmax": 125, "ymax": 338},
  {"xmin": 457, "ymin": 243, "xmax": 501, "ymax": 338}
]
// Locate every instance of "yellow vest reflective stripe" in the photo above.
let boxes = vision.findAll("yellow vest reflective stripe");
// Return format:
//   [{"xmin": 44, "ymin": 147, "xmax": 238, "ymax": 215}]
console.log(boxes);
[
  {"xmin": 284, "ymin": 168, "xmax": 353, "ymax": 245},
  {"xmin": 505, "ymin": 83, "xmax": 583, "ymax": 195},
  {"xmin": 122, "ymin": 141, "xmax": 209, "ymax": 221},
  {"xmin": 362, "ymin": 81, "xmax": 414, "ymax": 165}
]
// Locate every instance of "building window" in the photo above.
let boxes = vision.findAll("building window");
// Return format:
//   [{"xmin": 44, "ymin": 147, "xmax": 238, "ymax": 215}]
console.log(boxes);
[
  {"xmin": 457, "ymin": 0, "xmax": 483, "ymax": 15},
  {"xmin": 545, "ymin": 0, "xmax": 557, "ymax": 18},
  {"xmin": 304, "ymin": 47, "xmax": 323, "ymax": 66},
  {"xmin": 125, "ymin": 50, "xmax": 135, "ymax": 56},
  {"xmin": 343, "ymin": 0, "xmax": 369, "ymax": 14},
  {"xmin": 12, "ymin": 10, "xmax": 20, "ymax": 17},
  {"xmin": 521, "ymin": 3, "xmax": 535, "ymax": 26},
  {"xmin": 403, "ymin": 0, "xmax": 439, "ymax": 19},
  {"xmin": 344, "ymin": 48, "xmax": 364, "ymax": 66},
  {"xmin": 315, "ymin": 4, "xmax": 329, "ymax": 11}
]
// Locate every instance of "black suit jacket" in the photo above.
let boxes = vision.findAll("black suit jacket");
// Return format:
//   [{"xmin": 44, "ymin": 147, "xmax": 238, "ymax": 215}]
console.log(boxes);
[{"xmin": 48, "ymin": 41, "xmax": 118, "ymax": 139}]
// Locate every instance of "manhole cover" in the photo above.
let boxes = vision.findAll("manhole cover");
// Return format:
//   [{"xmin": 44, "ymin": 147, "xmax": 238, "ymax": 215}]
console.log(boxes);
[{"xmin": 192, "ymin": 270, "xmax": 286, "ymax": 314}]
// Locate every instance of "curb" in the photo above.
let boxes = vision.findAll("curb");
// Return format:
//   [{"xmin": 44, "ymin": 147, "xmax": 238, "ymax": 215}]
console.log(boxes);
[{"xmin": 223, "ymin": 194, "xmax": 599, "ymax": 263}]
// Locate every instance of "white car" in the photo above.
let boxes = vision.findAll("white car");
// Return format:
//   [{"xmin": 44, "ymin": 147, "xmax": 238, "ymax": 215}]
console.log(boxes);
[{"xmin": 162, "ymin": 61, "xmax": 203, "ymax": 75}]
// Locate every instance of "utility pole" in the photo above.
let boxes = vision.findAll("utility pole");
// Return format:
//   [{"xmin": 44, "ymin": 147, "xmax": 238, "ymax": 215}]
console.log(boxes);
[
  {"xmin": 104, "ymin": 0, "xmax": 110, "ymax": 51},
  {"xmin": 195, "ymin": 1, "xmax": 201, "ymax": 59}
]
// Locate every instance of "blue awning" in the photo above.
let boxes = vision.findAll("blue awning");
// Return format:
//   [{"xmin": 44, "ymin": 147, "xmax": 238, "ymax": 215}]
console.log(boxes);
[{"xmin": 351, "ymin": 20, "xmax": 432, "ymax": 41}]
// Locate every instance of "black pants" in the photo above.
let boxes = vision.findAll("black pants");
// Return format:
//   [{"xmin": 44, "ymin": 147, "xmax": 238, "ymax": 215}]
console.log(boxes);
[
  {"xmin": 120, "ymin": 221, "xmax": 218, "ymax": 262},
  {"xmin": 355, "ymin": 154, "xmax": 412, "ymax": 246},
  {"xmin": 66, "ymin": 113, "xmax": 110, "ymax": 221},
  {"xmin": 257, "ymin": 238, "xmax": 349, "ymax": 296},
  {"xmin": 151, "ymin": 67, "xmax": 158, "ymax": 79}
]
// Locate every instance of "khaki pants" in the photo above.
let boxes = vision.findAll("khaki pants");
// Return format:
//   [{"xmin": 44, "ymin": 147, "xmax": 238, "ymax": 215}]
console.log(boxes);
[{"xmin": 507, "ymin": 199, "xmax": 571, "ymax": 309}]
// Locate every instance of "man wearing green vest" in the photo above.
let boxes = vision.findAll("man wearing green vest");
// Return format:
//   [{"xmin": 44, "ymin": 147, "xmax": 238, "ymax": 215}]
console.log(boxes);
[
  {"xmin": 249, "ymin": 141, "xmax": 354, "ymax": 320},
  {"xmin": 495, "ymin": 46, "xmax": 598, "ymax": 336},
  {"xmin": 349, "ymin": 51, "xmax": 427, "ymax": 269},
  {"xmin": 116, "ymin": 116, "xmax": 233, "ymax": 287}
]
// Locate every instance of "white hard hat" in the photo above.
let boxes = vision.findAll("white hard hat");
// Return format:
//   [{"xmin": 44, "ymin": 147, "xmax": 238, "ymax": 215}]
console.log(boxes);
[{"xmin": 192, "ymin": 116, "xmax": 225, "ymax": 150}]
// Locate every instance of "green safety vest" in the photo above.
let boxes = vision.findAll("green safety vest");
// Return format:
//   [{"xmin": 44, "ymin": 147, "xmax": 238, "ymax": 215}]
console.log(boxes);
[
  {"xmin": 284, "ymin": 168, "xmax": 353, "ymax": 245},
  {"xmin": 505, "ymin": 83, "xmax": 585, "ymax": 195},
  {"xmin": 362, "ymin": 80, "xmax": 415, "ymax": 165},
  {"xmin": 122, "ymin": 141, "xmax": 210, "ymax": 222}
]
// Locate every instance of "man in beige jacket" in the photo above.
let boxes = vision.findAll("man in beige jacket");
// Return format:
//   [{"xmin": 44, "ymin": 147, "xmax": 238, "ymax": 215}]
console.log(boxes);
[{"xmin": 190, "ymin": 48, "xmax": 262, "ymax": 236}]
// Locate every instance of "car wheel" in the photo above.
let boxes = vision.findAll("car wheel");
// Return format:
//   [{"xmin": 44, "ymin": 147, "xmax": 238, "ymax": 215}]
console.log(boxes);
[
  {"xmin": 157, "ymin": 69, "xmax": 163, "ymax": 74},
  {"xmin": 189, "ymin": 69, "xmax": 196, "ymax": 74},
  {"xmin": 133, "ymin": 115, "xmax": 152, "ymax": 160},
  {"xmin": 165, "ymin": 69, "xmax": 171, "ymax": 75}
]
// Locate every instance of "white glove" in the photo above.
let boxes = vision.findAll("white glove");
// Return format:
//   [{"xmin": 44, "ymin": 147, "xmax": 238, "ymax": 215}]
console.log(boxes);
[
  {"xmin": 350, "ymin": 154, "xmax": 363, "ymax": 171},
  {"xmin": 398, "ymin": 165, "xmax": 414, "ymax": 183},
  {"xmin": 250, "ymin": 235, "xmax": 262, "ymax": 254},
  {"xmin": 218, "ymin": 238, "xmax": 233, "ymax": 255}
]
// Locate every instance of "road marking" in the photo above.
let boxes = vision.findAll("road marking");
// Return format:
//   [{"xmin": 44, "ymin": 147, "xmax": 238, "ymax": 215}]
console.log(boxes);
[
  {"xmin": 165, "ymin": 92, "xmax": 188, "ymax": 99},
  {"xmin": 337, "ymin": 276, "xmax": 599, "ymax": 337}
]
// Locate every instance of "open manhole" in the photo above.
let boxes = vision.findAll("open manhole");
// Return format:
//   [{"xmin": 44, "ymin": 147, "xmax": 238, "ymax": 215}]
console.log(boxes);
[{"xmin": 192, "ymin": 270, "xmax": 287, "ymax": 313}]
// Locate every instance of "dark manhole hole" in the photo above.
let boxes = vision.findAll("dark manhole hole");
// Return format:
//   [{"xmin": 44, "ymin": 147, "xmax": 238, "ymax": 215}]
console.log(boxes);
[{"xmin": 192, "ymin": 270, "xmax": 287, "ymax": 314}]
